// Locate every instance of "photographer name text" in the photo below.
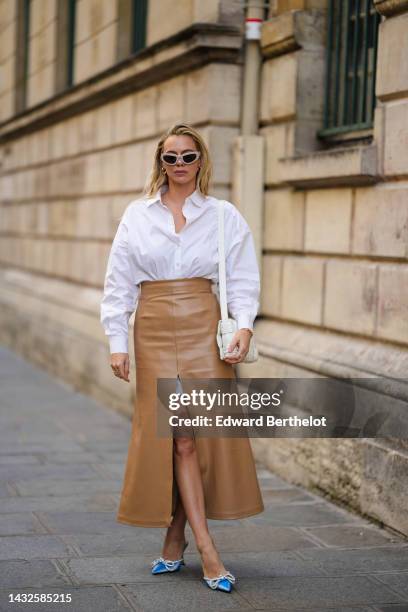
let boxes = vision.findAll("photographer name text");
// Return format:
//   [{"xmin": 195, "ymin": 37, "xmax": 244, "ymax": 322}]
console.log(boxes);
[{"xmin": 168, "ymin": 414, "xmax": 327, "ymax": 428}]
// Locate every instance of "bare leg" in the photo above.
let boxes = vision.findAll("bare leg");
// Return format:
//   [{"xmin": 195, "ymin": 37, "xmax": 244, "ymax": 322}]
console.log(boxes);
[
  {"xmin": 161, "ymin": 481, "xmax": 187, "ymax": 559},
  {"xmin": 173, "ymin": 436, "xmax": 227, "ymax": 577}
]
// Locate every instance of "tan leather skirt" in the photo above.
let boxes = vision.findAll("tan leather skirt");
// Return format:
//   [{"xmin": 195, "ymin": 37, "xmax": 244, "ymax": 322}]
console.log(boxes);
[{"xmin": 116, "ymin": 277, "xmax": 264, "ymax": 528}]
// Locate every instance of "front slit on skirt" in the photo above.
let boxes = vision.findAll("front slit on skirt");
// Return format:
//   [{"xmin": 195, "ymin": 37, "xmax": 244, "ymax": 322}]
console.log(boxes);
[{"xmin": 116, "ymin": 277, "xmax": 264, "ymax": 528}]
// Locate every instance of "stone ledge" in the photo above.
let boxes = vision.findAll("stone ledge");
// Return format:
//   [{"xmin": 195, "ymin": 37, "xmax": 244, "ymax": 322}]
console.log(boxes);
[
  {"xmin": 0, "ymin": 267, "xmax": 134, "ymax": 416},
  {"xmin": 241, "ymin": 318, "xmax": 408, "ymax": 537},
  {"xmin": 261, "ymin": 9, "xmax": 326, "ymax": 59},
  {"xmin": 374, "ymin": 0, "xmax": 408, "ymax": 16},
  {"xmin": 0, "ymin": 22, "xmax": 242, "ymax": 143},
  {"xmin": 278, "ymin": 144, "xmax": 380, "ymax": 188},
  {"xmin": 247, "ymin": 318, "xmax": 408, "ymax": 392},
  {"xmin": 0, "ymin": 268, "xmax": 105, "ymax": 338}
]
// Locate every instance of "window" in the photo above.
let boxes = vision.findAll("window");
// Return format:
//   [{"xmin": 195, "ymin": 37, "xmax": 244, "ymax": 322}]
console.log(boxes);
[
  {"xmin": 318, "ymin": 0, "xmax": 381, "ymax": 140},
  {"xmin": 117, "ymin": 0, "xmax": 148, "ymax": 62},
  {"xmin": 15, "ymin": 0, "xmax": 31, "ymax": 112},
  {"xmin": 66, "ymin": 0, "xmax": 77, "ymax": 87},
  {"xmin": 55, "ymin": 0, "xmax": 76, "ymax": 92},
  {"xmin": 22, "ymin": 0, "xmax": 30, "ymax": 94},
  {"xmin": 132, "ymin": 0, "xmax": 148, "ymax": 54}
]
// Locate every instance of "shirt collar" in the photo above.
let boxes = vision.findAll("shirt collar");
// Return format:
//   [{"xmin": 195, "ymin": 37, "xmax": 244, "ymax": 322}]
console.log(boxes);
[{"xmin": 144, "ymin": 183, "xmax": 206, "ymax": 208}]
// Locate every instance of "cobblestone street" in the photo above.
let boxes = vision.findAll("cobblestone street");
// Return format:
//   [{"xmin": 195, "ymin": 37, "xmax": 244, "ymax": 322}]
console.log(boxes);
[{"xmin": 1, "ymin": 346, "xmax": 408, "ymax": 612}]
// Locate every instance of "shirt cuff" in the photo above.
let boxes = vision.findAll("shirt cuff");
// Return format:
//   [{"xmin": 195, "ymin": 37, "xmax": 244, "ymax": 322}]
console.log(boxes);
[
  {"xmin": 235, "ymin": 312, "xmax": 254, "ymax": 331},
  {"xmin": 108, "ymin": 335, "xmax": 129, "ymax": 354}
]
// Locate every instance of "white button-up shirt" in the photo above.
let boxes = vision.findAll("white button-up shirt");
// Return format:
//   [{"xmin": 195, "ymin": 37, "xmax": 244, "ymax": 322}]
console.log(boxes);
[{"xmin": 100, "ymin": 184, "xmax": 260, "ymax": 354}]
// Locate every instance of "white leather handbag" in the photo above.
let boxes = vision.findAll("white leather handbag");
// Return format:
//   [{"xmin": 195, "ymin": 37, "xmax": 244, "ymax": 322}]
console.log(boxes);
[{"xmin": 215, "ymin": 201, "xmax": 259, "ymax": 363}]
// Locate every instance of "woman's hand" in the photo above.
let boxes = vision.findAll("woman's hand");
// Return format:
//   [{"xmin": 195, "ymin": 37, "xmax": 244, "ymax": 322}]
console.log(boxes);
[
  {"xmin": 110, "ymin": 353, "xmax": 130, "ymax": 382},
  {"xmin": 223, "ymin": 329, "xmax": 253, "ymax": 364}
]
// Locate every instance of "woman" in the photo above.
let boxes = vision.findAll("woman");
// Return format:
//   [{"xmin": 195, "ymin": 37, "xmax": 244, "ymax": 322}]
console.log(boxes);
[{"xmin": 100, "ymin": 122, "xmax": 264, "ymax": 593}]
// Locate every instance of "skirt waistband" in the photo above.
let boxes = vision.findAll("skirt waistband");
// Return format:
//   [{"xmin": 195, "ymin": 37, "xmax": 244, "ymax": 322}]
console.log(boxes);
[{"xmin": 139, "ymin": 277, "xmax": 213, "ymax": 297}]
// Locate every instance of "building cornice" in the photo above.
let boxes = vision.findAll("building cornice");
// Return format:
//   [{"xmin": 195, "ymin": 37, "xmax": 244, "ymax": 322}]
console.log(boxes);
[
  {"xmin": 374, "ymin": 0, "xmax": 408, "ymax": 16},
  {"xmin": 0, "ymin": 23, "xmax": 242, "ymax": 143}
]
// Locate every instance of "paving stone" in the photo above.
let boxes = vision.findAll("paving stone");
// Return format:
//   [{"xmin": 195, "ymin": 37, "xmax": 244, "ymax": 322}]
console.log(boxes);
[
  {"xmin": 0, "ymin": 560, "xmax": 71, "ymax": 588},
  {"xmin": 261, "ymin": 488, "xmax": 318, "ymax": 504},
  {"xmin": 0, "ymin": 384, "xmax": 79, "ymax": 409},
  {"xmin": 0, "ymin": 536, "xmax": 73, "ymax": 560},
  {"xmin": 235, "ymin": 576, "xmax": 406, "ymax": 609},
  {"xmin": 37, "ymin": 452, "xmax": 103, "ymax": 464},
  {"xmin": 374, "ymin": 573, "xmax": 408, "ymax": 599},
  {"xmin": 376, "ymin": 605, "xmax": 408, "ymax": 611},
  {"xmin": 240, "ymin": 502, "xmax": 365, "ymax": 526},
  {"xmin": 0, "ymin": 464, "xmax": 101, "ymax": 481},
  {"xmin": 0, "ymin": 437, "xmax": 75, "ymax": 451},
  {"xmin": 61, "ymin": 531, "xmax": 162, "ymax": 557},
  {"xmin": 0, "ymin": 441, "xmax": 85, "ymax": 454},
  {"xmin": 122, "ymin": 580, "xmax": 251, "ymax": 610},
  {"xmin": 257, "ymin": 475, "xmax": 294, "ymax": 489},
  {"xmin": 185, "ymin": 525, "xmax": 318, "ymax": 553},
  {"xmin": 73, "ymin": 427, "xmax": 130, "ymax": 440},
  {"xmin": 95, "ymin": 451, "xmax": 128, "ymax": 463},
  {"xmin": 0, "ymin": 513, "xmax": 47, "ymax": 536},
  {"xmin": 297, "ymin": 545, "xmax": 408, "ymax": 575},
  {"xmin": 0, "ymin": 455, "xmax": 42, "ymax": 465},
  {"xmin": 301, "ymin": 525, "xmax": 402, "ymax": 548},
  {"xmin": 50, "ymin": 398, "xmax": 128, "ymax": 423},
  {"xmin": 76, "ymin": 440, "xmax": 131, "ymax": 452},
  {"xmin": 0, "ymin": 587, "xmax": 133, "ymax": 612},
  {"xmin": 12, "ymin": 479, "xmax": 121, "ymax": 497},
  {"xmin": 54, "ymin": 413, "xmax": 129, "ymax": 430},
  {"xmin": 0, "ymin": 353, "xmax": 49, "ymax": 374},
  {"xmin": 185, "ymin": 550, "xmax": 326, "ymax": 579},
  {"xmin": 204, "ymin": 518, "xmax": 249, "ymax": 528},
  {"xmin": 35, "ymin": 511, "xmax": 137, "ymax": 535},
  {"xmin": 0, "ymin": 482, "xmax": 15, "ymax": 497},
  {"xmin": 0, "ymin": 494, "xmax": 117, "ymax": 513},
  {"xmin": 63, "ymin": 555, "xmax": 192, "ymax": 585},
  {"xmin": 97, "ymin": 462, "xmax": 126, "ymax": 478},
  {"xmin": 0, "ymin": 423, "xmax": 64, "ymax": 435},
  {"xmin": 278, "ymin": 606, "xmax": 374, "ymax": 612}
]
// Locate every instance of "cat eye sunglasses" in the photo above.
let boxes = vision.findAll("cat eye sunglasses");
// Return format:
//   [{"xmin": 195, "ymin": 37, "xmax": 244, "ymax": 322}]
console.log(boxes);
[{"xmin": 160, "ymin": 151, "xmax": 201, "ymax": 165}]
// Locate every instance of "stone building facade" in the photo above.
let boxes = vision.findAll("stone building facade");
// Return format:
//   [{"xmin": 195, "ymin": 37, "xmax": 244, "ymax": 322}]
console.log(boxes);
[{"xmin": 0, "ymin": 0, "xmax": 407, "ymax": 535}]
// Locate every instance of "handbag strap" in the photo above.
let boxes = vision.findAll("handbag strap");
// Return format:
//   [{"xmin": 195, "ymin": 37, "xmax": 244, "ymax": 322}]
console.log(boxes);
[{"xmin": 217, "ymin": 201, "xmax": 229, "ymax": 321}]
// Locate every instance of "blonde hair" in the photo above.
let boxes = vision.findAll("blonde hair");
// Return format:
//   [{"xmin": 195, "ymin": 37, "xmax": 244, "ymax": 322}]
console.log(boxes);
[{"xmin": 143, "ymin": 123, "xmax": 212, "ymax": 197}]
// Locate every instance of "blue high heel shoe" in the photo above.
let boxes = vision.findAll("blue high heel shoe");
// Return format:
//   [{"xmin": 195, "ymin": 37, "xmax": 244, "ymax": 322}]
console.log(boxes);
[
  {"xmin": 203, "ymin": 571, "xmax": 236, "ymax": 593},
  {"xmin": 151, "ymin": 540, "xmax": 189, "ymax": 574}
]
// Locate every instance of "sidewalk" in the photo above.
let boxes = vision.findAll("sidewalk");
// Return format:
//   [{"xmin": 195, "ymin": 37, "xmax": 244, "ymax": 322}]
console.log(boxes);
[{"xmin": 0, "ymin": 345, "xmax": 407, "ymax": 612}]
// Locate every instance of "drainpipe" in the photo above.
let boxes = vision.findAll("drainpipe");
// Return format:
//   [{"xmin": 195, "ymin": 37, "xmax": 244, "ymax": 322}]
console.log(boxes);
[
  {"xmin": 241, "ymin": 0, "xmax": 265, "ymax": 135},
  {"xmin": 232, "ymin": 0, "xmax": 268, "ymax": 283}
]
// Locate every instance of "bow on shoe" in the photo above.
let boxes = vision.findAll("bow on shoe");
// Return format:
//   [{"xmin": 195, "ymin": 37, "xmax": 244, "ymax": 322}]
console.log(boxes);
[
  {"xmin": 204, "ymin": 571, "xmax": 236, "ymax": 589},
  {"xmin": 151, "ymin": 557, "xmax": 182, "ymax": 571}
]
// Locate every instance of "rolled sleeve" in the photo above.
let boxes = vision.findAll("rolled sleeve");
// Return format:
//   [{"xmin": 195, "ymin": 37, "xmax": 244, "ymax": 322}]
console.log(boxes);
[
  {"xmin": 100, "ymin": 207, "xmax": 139, "ymax": 354},
  {"xmin": 224, "ymin": 203, "xmax": 260, "ymax": 331}
]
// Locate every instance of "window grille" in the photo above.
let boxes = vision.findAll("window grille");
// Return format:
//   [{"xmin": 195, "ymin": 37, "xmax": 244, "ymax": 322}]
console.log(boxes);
[
  {"xmin": 318, "ymin": 0, "xmax": 381, "ymax": 139},
  {"xmin": 132, "ymin": 0, "xmax": 148, "ymax": 53},
  {"xmin": 66, "ymin": 0, "xmax": 76, "ymax": 87}
]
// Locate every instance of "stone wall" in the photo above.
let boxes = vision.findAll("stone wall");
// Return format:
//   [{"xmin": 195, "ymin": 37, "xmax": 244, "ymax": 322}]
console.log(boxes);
[
  {"xmin": 239, "ymin": 0, "xmax": 408, "ymax": 537},
  {"xmin": 0, "ymin": 1, "xmax": 243, "ymax": 416}
]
